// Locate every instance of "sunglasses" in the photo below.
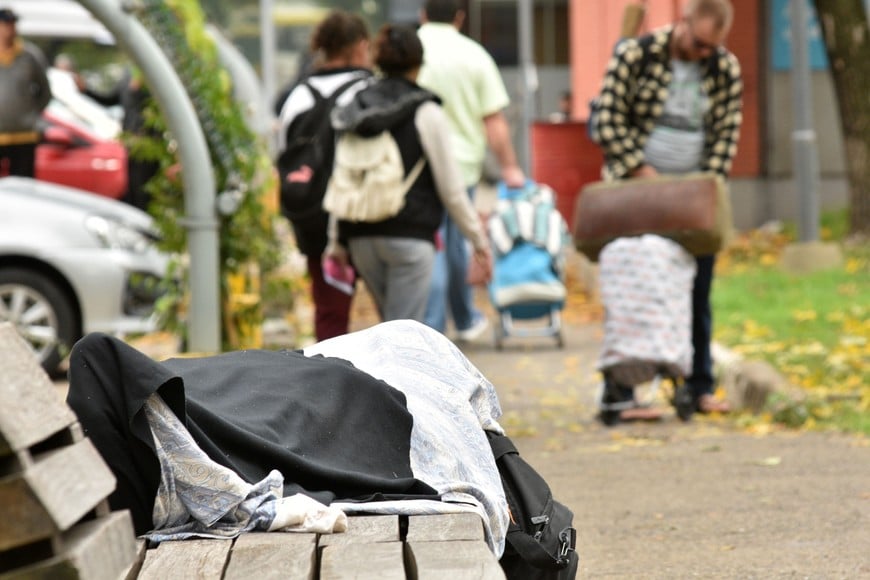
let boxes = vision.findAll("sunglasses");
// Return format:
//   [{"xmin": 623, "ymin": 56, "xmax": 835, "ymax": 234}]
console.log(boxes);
[{"xmin": 687, "ymin": 21, "xmax": 720, "ymax": 53}]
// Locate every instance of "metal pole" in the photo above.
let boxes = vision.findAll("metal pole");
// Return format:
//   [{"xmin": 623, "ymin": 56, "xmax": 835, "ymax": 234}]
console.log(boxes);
[
  {"xmin": 260, "ymin": 0, "xmax": 276, "ymax": 111},
  {"xmin": 78, "ymin": 0, "xmax": 221, "ymax": 353},
  {"xmin": 790, "ymin": 0, "xmax": 820, "ymax": 242},
  {"xmin": 517, "ymin": 0, "xmax": 537, "ymax": 175}
]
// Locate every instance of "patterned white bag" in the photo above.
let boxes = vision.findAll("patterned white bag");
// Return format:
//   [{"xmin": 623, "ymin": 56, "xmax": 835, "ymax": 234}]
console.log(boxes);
[{"xmin": 597, "ymin": 234, "xmax": 696, "ymax": 381}]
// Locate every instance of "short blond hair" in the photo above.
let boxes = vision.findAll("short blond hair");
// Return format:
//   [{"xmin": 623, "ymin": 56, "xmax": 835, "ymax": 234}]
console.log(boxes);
[{"xmin": 685, "ymin": 0, "xmax": 734, "ymax": 31}]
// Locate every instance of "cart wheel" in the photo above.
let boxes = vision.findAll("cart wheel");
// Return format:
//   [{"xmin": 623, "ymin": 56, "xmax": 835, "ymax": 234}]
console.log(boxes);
[
  {"xmin": 673, "ymin": 384, "xmax": 695, "ymax": 421},
  {"xmin": 494, "ymin": 326, "xmax": 504, "ymax": 351},
  {"xmin": 555, "ymin": 331, "xmax": 565, "ymax": 349}
]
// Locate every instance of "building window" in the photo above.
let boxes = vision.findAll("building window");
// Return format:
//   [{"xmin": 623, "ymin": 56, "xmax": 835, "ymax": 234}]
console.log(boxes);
[{"xmin": 467, "ymin": 0, "xmax": 570, "ymax": 66}]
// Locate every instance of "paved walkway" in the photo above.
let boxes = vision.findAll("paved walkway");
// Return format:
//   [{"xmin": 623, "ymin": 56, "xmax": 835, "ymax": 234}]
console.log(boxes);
[{"xmin": 454, "ymin": 289, "xmax": 869, "ymax": 579}]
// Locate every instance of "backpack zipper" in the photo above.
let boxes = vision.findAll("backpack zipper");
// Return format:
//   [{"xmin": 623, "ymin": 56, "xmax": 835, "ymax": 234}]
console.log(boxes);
[{"xmin": 531, "ymin": 514, "xmax": 549, "ymax": 540}]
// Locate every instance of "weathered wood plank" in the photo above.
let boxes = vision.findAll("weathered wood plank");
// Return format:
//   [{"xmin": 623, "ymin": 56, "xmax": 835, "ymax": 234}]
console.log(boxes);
[
  {"xmin": 26, "ymin": 440, "xmax": 116, "ymax": 530},
  {"xmin": 224, "ymin": 532, "xmax": 317, "ymax": 580},
  {"xmin": 319, "ymin": 542, "xmax": 405, "ymax": 580},
  {"xmin": 0, "ymin": 475, "xmax": 57, "ymax": 552},
  {"xmin": 405, "ymin": 513, "xmax": 484, "ymax": 542},
  {"xmin": 137, "ymin": 539, "xmax": 232, "ymax": 580},
  {"xmin": 123, "ymin": 540, "xmax": 148, "ymax": 580},
  {"xmin": 0, "ymin": 511, "xmax": 138, "ymax": 580},
  {"xmin": 0, "ymin": 323, "xmax": 76, "ymax": 455},
  {"xmin": 0, "ymin": 440, "xmax": 116, "ymax": 551},
  {"xmin": 406, "ymin": 541, "xmax": 505, "ymax": 580},
  {"xmin": 318, "ymin": 515, "xmax": 399, "ymax": 546}
]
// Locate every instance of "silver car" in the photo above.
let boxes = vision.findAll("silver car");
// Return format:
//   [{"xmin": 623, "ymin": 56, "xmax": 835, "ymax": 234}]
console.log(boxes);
[{"xmin": 0, "ymin": 177, "xmax": 169, "ymax": 374}]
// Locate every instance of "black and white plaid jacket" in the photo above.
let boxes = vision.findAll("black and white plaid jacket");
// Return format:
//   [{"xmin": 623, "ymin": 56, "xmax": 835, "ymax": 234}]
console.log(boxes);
[{"xmin": 590, "ymin": 25, "xmax": 743, "ymax": 181}]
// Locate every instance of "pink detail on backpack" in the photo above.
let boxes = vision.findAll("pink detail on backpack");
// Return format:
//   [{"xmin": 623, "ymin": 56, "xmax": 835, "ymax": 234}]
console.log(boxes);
[{"xmin": 287, "ymin": 165, "xmax": 313, "ymax": 183}]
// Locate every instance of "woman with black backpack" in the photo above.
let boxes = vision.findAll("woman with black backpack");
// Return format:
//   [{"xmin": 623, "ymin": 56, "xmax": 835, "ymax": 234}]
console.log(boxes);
[{"xmin": 275, "ymin": 10, "xmax": 373, "ymax": 341}]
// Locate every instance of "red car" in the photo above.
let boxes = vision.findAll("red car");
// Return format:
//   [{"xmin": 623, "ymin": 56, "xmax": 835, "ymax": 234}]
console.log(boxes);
[
  {"xmin": 36, "ymin": 102, "xmax": 128, "ymax": 200},
  {"xmin": 0, "ymin": 68, "xmax": 129, "ymax": 199}
]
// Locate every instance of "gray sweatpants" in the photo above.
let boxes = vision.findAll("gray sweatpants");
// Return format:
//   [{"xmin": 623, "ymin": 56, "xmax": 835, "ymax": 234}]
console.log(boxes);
[{"xmin": 349, "ymin": 236, "xmax": 435, "ymax": 322}]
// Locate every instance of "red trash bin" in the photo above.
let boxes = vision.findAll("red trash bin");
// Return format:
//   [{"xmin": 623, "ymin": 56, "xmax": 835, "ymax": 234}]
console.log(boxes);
[{"xmin": 531, "ymin": 121, "xmax": 603, "ymax": 232}]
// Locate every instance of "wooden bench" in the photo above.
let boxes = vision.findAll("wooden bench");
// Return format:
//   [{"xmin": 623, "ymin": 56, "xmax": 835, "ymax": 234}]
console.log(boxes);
[
  {"xmin": 132, "ymin": 512, "xmax": 504, "ymax": 579},
  {"xmin": 0, "ymin": 323, "xmax": 505, "ymax": 579}
]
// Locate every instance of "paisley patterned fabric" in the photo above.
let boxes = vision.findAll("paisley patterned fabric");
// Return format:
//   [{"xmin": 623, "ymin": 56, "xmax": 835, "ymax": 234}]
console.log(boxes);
[{"xmin": 144, "ymin": 394, "xmax": 348, "ymax": 543}]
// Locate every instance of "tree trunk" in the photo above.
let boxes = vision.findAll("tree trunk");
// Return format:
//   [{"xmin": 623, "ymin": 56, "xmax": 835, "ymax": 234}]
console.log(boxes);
[{"xmin": 812, "ymin": 0, "xmax": 870, "ymax": 235}]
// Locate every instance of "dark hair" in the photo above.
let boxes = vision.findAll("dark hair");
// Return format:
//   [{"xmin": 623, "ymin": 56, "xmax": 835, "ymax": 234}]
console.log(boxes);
[
  {"xmin": 310, "ymin": 10, "xmax": 369, "ymax": 58},
  {"xmin": 373, "ymin": 24, "xmax": 423, "ymax": 77},
  {"xmin": 423, "ymin": 0, "xmax": 461, "ymax": 24},
  {"xmin": 0, "ymin": 7, "xmax": 18, "ymax": 23}
]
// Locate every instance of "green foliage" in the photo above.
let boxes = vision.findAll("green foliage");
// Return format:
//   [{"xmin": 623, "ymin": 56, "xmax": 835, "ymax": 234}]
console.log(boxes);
[
  {"xmin": 131, "ymin": 0, "xmax": 280, "ymax": 348},
  {"xmin": 713, "ymin": 217, "xmax": 870, "ymax": 435}
]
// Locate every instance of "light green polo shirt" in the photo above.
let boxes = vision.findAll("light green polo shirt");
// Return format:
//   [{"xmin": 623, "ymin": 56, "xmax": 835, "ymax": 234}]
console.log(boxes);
[{"xmin": 417, "ymin": 22, "xmax": 510, "ymax": 187}]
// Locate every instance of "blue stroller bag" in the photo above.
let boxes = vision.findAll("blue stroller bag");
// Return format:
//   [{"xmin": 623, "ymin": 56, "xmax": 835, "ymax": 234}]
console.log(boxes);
[{"xmin": 487, "ymin": 181, "xmax": 569, "ymax": 349}]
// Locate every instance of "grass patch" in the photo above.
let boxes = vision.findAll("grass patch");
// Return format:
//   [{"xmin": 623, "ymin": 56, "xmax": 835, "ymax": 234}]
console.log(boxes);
[{"xmin": 712, "ymin": 217, "xmax": 869, "ymax": 435}]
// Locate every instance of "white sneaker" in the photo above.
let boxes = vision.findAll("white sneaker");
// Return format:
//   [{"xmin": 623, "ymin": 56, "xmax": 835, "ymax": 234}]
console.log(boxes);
[{"xmin": 455, "ymin": 316, "xmax": 489, "ymax": 342}]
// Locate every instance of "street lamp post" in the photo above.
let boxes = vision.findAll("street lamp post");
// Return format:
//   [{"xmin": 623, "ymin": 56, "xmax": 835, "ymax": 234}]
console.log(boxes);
[
  {"xmin": 259, "ymin": 0, "xmax": 275, "ymax": 112},
  {"xmin": 790, "ymin": 0, "xmax": 820, "ymax": 242},
  {"xmin": 517, "ymin": 0, "xmax": 537, "ymax": 175},
  {"xmin": 78, "ymin": 0, "xmax": 221, "ymax": 353}
]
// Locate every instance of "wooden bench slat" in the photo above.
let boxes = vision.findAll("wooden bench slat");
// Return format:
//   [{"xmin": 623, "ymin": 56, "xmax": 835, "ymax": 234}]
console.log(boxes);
[
  {"xmin": 0, "ymin": 476, "xmax": 57, "ymax": 552},
  {"xmin": 405, "ymin": 513, "xmax": 484, "ymax": 542},
  {"xmin": 26, "ymin": 440, "xmax": 117, "ymax": 529},
  {"xmin": 0, "ymin": 439, "xmax": 116, "ymax": 551},
  {"xmin": 123, "ymin": 540, "xmax": 148, "ymax": 580},
  {"xmin": 318, "ymin": 515, "xmax": 399, "ymax": 546},
  {"xmin": 0, "ymin": 511, "xmax": 138, "ymax": 580},
  {"xmin": 406, "ymin": 541, "xmax": 506, "ymax": 580},
  {"xmin": 138, "ymin": 539, "xmax": 232, "ymax": 580},
  {"xmin": 0, "ymin": 323, "xmax": 76, "ymax": 455},
  {"xmin": 224, "ymin": 532, "xmax": 317, "ymax": 580},
  {"xmin": 320, "ymin": 542, "xmax": 406, "ymax": 580}
]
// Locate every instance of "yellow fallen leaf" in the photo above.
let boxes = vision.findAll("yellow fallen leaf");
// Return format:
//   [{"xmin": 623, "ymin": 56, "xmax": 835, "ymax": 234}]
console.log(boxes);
[
  {"xmin": 755, "ymin": 456, "xmax": 782, "ymax": 467},
  {"xmin": 844, "ymin": 258, "xmax": 864, "ymax": 274},
  {"xmin": 792, "ymin": 310, "xmax": 818, "ymax": 322}
]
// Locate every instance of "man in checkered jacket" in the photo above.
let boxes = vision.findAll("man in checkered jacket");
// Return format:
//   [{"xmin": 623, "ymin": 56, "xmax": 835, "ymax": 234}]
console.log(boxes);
[{"xmin": 590, "ymin": 0, "xmax": 743, "ymax": 416}]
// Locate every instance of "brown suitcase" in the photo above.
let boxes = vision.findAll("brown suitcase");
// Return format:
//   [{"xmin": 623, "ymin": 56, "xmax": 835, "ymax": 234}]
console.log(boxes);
[{"xmin": 572, "ymin": 172, "xmax": 733, "ymax": 261}]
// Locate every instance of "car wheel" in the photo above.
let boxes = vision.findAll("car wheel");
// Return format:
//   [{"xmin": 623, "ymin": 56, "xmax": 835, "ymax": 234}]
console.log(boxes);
[{"xmin": 0, "ymin": 268, "xmax": 77, "ymax": 375}]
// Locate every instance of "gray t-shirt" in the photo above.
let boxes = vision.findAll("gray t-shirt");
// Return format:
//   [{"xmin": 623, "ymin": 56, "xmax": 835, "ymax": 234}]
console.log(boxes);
[{"xmin": 643, "ymin": 60, "xmax": 709, "ymax": 174}]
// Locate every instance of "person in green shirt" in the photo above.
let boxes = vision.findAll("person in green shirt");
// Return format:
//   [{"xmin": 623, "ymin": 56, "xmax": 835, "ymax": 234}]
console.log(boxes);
[{"xmin": 417, "ymin": 0, "xmax": 525, "ymax": 342}]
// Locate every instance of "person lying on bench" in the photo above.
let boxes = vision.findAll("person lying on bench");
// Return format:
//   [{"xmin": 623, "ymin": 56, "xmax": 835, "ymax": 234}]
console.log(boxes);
[{"xmin": 66, "ymin": 320, "xmax": 509, "ymax": 553}]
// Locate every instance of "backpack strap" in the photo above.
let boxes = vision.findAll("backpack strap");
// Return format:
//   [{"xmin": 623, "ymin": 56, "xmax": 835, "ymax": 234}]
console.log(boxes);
[
  {"xmin": 286, "ymin": 76, "xmax": 363, "ymax": 142},
  {"xmin": 400, "ymin": 156, "xmax": 427, "ymax": 193},
  {"xmin": 487, "ymin": 431, "xmax": 575, "ymax": 570},
  {"xmin": 319, "ymin": 75, "xmax": 367, "ymax": 107},
  {"xmin": 488, "ymin": 429, "xmax": 517, "ymax": 460}
]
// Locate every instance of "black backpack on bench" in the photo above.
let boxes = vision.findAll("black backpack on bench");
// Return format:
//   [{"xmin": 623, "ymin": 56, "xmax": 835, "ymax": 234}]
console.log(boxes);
[{"xmin": 487, "ymin": 431, "xmax": 579, "ymax": 580}]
